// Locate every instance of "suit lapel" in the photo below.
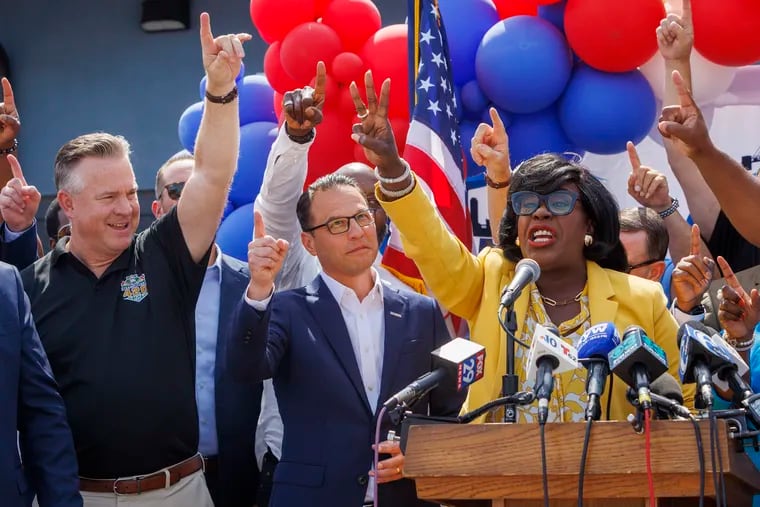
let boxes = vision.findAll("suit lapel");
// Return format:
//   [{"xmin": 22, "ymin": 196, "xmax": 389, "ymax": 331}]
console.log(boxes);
[
  {"xmin": 378, "ymin": 288, "xmax": 408, "ymax": 411},
  {"xmin": 305, "ymin": 277, "xmax": 372, "ymax": 415}
]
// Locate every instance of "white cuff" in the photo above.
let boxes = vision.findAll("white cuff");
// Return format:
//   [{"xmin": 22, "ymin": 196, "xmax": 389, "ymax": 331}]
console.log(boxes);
[
  {"xmin": 670, "ymin": 298, "xmax": 705, "ymax": 326},
  {"xmin": 244, "ymin": 286, "xmax": 275, "ymax": 311}
]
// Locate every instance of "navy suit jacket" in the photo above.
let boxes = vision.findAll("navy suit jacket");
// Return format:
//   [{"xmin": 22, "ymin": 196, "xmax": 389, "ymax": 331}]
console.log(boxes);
[
  {"xmin": 0, "ymin": 262, "xmax": 81, "ymax": 507},
  {"xmin": 0, "ymin": 224, "xmax": 38, "ymax": 272},
  {"xmin": 228, "ymin": 275, "xmax": 466, "ymax": 507},
  {"xmin": 214, "ymin": 254, "xmax": 263, "ymax": 507}
]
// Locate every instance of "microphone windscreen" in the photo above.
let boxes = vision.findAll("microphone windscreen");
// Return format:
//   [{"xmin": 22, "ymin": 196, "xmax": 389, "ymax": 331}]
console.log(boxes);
[{"xmin": 650, "ymin": 373, "xmax": 684, "ymax": 405}]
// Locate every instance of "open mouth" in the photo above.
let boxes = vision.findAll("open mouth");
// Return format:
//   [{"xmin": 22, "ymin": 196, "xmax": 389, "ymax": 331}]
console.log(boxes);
[
  {"xmin": 528, "ymin": 227, "xmax": 556, "ymax": 246},
  {"xmin": 108, "ymin": 222, "xmax": 130, "ymax": 231}
]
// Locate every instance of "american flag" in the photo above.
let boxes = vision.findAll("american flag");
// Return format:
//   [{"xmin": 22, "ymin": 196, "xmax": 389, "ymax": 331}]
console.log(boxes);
[{"xmin": 381, "ymin": 0, "xmax": 472, "ymax": 287}]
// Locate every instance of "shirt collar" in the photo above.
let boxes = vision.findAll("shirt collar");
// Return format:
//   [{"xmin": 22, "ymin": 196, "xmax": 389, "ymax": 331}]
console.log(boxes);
[
  {"xmin": 207, "ymin": 244, "xmax": 222, "ymax": 271},
  {"xmin": 320, "ymin": 267, "xmax": 384, "ymax": 306}
]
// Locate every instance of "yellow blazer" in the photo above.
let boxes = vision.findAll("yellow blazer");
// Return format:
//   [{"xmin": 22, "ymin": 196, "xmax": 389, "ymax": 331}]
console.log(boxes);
[{"xmin": 380, "ymin": 179, "xmax": 694, "ymax": 420}]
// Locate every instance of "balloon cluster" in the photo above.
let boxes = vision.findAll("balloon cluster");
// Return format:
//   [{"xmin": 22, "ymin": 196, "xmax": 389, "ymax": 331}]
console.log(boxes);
[
  {"xmin": 445, "ymin": 0, "xmax": 760, "ymax": 174},
  {"xmin": 253, "ymin": 0, "xmax": 411, "ymax": 185},
  {"xmin": 178, "ymin": 64, "xmax": 279, "ymax": 260}
]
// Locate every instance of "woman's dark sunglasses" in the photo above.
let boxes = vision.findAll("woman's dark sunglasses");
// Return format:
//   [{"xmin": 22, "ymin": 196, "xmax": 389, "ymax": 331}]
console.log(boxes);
[
  {"xmin": 161, "ymin": 181, "xmax": 186, "ymax": 200},
  {"xmin": 509, "ymin": 190, "xmax": 579, "ymax": 216}
]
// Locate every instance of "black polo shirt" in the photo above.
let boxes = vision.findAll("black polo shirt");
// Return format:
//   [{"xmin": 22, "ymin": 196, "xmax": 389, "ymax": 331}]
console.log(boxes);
[{"xmin": 21, "ymin": 207, "xmax": 209, "ymax": 478}]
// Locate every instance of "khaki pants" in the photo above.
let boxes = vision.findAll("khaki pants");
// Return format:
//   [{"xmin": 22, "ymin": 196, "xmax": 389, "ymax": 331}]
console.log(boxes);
[{"xmin": 80, "ymin": 469, "xmax": 213, "ymax": 507}]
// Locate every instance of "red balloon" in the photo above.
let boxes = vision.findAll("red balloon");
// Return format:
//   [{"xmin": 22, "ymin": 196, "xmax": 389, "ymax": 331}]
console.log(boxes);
[
  {"xmin": 307, "ymin": 115, "xmax": 356, "ymax": 185},
  {"xmin": 332, "ymin": 52, "xmax": 365, "ymax": 86},
  {"xmin": 353, "ymin": 144, "xmax": 371, "ymax": 166},
  {"xmin": 493, "ymin": 0, "xmax": 538, "ymax": 18},
  {"xmin": 693, "ymin": 0, "xmax": 760, "ymax": 66},
  {"xmin": 565, "ymin": 0, "xmax": 664, "ymax": 72},
  {"xmin": 264, "ymin": 42, "xmax": 302, "ymax": 94},
  {"xmin": 360, "ymin": 25, "xmax": 409, "ymax": 119},
  {"xmin": 314, "ymin": 0, "xmax": 335, "ymax": 18},
  {"xmin": 322, "ymin": 0, "xmax": 382, "ymax": 53},
  {"xmin": 250, "ymin": 0, "xmax": 317, "ymax": 44},
  {"xmin": 536, "ymin": 0, "xmax": 561, "ymax": 4},
  {"xmin": 280, "ymin": 22, "xmax": 344, "ymax": 85},
  {"xmin": 273, "ymin": 91, "xmax": 284, "ymax": 119},
  {"xmin": 389, "ymin": 117, "xmax": 410, "ymax": 155}
]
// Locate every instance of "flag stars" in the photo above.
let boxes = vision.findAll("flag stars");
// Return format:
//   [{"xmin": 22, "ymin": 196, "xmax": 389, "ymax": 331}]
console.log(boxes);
[
  {"xmin": 446, "ymin": 104, "xmax": 453, "ymax": 118},
  {"xmin": 440, "ymin": 76, "xmax": 449, "ymax": 93},
  {"xmin": 450, "ymin": 129, "xmax": 459, "ymax": 145},
  {"xmin": 418, "ymin": 77, "xmax": 434, "ymax": 93},
  {"xmin": 431, "ymin": 52, "xmax": 444, "ymax": 67},
  {"xmin": 420, "ymin": 29, "xmax": 435, "ymax": 45},
  {"xmin": 427, "ymin": 100, "xmax": 442, "ymax": 116}
]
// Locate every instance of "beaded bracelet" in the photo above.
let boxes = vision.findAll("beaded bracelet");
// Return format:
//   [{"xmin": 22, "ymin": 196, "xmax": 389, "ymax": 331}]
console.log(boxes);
[
  {"xmin": 205, "ymin": 86, "xmax": 238, "ymax": 104},
  {"xmin": 380, "ymin": 176, "xmax": 415, "ymax": 199},
  {"xmin": 729, "ymin": 337, "xmax": 755, "ymax": 352},
  {"xmin": 375, "ymin": 159, "xmax": 411, "ymax": 185},
  {"xmin": 0, "ymin": 139, "xmax": 18, "ymax": 155},
  {"xmin": 658, "ymin": 197, "xmax": 680, "ymax": 219}
]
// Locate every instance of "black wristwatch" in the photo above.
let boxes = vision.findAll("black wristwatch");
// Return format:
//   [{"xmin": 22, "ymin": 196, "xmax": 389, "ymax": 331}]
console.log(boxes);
[{"xmin": 285, "ymin": 124, "xmax": 315, "ymax": 144}]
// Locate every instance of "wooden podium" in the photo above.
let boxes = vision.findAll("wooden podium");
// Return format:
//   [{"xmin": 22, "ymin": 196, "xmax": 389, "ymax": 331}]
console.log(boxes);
[{"xmin": 403, "ymin": 420, "xmax": 760, "ymax": 507}]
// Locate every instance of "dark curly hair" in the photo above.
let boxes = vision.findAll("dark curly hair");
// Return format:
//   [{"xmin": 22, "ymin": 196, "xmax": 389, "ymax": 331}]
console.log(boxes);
[{"xmin": 498, "ymin": 153, "xmax": 627, "ymax": 272}]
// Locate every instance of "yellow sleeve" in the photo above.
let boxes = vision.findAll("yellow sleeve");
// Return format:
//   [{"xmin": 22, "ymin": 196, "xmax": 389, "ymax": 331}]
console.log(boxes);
[{"xmin": 378, "ymin": 177, "xmax": 486, "ymax": 321}]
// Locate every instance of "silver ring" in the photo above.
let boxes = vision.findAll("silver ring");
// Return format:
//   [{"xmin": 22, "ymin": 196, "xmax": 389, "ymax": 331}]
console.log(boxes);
[{"xmin": 357, "ymin": 110, "xmax": 370, "ymax": 119}]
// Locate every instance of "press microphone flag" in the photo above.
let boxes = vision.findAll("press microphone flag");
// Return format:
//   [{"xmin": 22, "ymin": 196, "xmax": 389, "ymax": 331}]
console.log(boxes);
[
  {"xmin": 577, "ymin": 322, "xmax": 621, "ymax": 420},
  {"xmin": 383, "ymin": 337, "xmax": 486, "ymax": 410},
  {"xmin": 608, "ymin": 325, "xmax": 668, "ymax": 410},
  {"xmin": 526, "ymin": 324, "xmax": 579, "ymax": 424}
]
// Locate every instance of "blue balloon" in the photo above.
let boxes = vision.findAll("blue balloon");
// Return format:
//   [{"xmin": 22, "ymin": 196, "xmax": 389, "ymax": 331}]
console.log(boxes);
[
  {"xmin": 558, "ymin": 64, "xmax": 656, "ymax": 155},
  {"xmin": 222, "ymin": 200, "xmax": 235, "ymax": 221},
  {"xmin": 475, "ymin": 16, "xmax": 572, "ymax": 114},
  {"xmin": 238, "ymin": 74, "xmax": 276, "ymax": 125},
  {"xmin": 538, "ymin": 0, "xmax": 567, "ymax": 33},
  {"xmin": 177, "ymin": 102, "xmax": 204, "ymax": 153},
  {"xmin": 439, "ymin": 0, "xmax": 499, "ymax": 86},
  {"xmin": 461, "ymin": 80, "xmax": 489, "ymax": 116},
  {"xmin": 199, "ymin": 63, "xmax": 246, "ymax": 100},
  {"xmin": 216, "ymin": 203, "xmax": 254, "ymax": 262},
  {"xmin": 480, "ymin": 106, "xmax": 512, "ymax": 129},
  {"xmin": 507, "ymin": 107, "xmax": 581, "ymax": 167},
  {"xmin": 228, "ymin": 122, "xmax": 279, "ymax": 207}
]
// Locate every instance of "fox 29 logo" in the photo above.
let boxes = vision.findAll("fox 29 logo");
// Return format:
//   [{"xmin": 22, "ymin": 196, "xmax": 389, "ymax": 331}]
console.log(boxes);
[{"xmin": 458, "ymin": 350, "xmax": 486, "ymax": 390}]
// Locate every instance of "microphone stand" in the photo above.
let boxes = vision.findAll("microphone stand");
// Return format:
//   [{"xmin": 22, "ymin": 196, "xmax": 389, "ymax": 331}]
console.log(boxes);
[{"xmin": 500, "ymin": 303, "xmax": 519, "ymax": 423}]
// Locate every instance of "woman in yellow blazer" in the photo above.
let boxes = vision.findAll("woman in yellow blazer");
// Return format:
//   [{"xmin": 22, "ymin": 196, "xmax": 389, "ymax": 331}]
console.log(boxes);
[{"xmin": 348, "ymin": 81, "xmax": 693, "ymax": 422}]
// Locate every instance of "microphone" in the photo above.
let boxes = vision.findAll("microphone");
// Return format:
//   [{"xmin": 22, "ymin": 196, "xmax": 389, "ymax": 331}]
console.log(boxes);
[
  {"xmin": 499, "ymin": 258, "xmax": 541, "ymax": 308},
  {"xmin": 525, "ymin": 324, "xmax": 579, "ymax": 424},
  {"xmin": 383, "ymin": 337, "xmax": 486, "ymax": 410},
  {"xmin": 608, "ymin": 325, "xmax": 668, "ymax": 411},
  {"xmin": 577, "ymin": 322, "xmax": 621, "ymax": 421},
  {"xmin": 677, "ymin": 322, "xmax": 734, "ymax": 408},
  {"xmin": 684, "ymin": 321, "xmax": 750, "ymax": 392},
  {"xmin": 627, "ymin": 373, "xmax": 690, "ymax": 419}
]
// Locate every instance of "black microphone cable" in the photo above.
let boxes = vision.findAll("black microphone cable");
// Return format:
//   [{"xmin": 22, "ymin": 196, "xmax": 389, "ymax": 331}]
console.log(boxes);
[
  {"xmin": 576, "ymin": 418, "xmax": 593, "ymax": 507},
  {"xmin": 539, "ymin": 421, "xmax": 549, "ymax": 507},
  {"xmin": 497, "ymin": 303, "xmax": 530, "ymax": 350},
  {"xmin": 688, "ymin": 414, "xmax": 705, "ymax": 507},
  {"xmin": 708, "ymin": 406, "xmax": 728, "ymax": 507}
]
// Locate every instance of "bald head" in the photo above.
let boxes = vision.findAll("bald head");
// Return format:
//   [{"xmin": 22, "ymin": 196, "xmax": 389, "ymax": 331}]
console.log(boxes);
[{"xmin": 334, "ymin": 162, "xmax": 387, "ymax": 244}]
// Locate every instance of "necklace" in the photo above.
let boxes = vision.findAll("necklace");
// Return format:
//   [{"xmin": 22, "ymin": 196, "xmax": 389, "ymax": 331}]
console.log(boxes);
[{"xmin": 540, "ymin": 290, "xmax": 583, "ymax": 307}]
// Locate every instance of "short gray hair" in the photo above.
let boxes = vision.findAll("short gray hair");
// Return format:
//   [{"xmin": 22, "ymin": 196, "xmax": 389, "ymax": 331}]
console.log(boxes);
[{"xmin": 54, "ymin": 133, "xmax": 131, "ymax": 193}]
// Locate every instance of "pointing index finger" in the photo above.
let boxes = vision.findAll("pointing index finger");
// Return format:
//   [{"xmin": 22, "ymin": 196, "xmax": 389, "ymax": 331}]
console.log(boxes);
[
  {"xmin": 489, "ymin": 107, "xmax": 505, "ymax": 136},
  {"xmin": 626, "ymin": 141, "xmax": 643, "ymax": 172},
  {"xmin": 689, "ymin": 224, "xmax": 701, "ymax": 256},
  {"xmin": 199, "ymin": 12, "xmax": 215, "ymax": 54},
  {"xmin": 7, "ymin": 154, "xmax": 26, "ymax": 186},
  {"xmin": 717, "ymin": 256, "xmax": 748, "ymax": 301},
  {"xmin": 1, "ymin": 78, "xmax": 15, "ymax": 114},
  {"xmin": 681, "ymin": 0, "xmax": 692, "ymax": 26},
  {"xmin": 313, "ymin": 61, "xmax": 327, "ymax": 102},
  {"xmin": 253, "ymin": 209, "xmax": 266, "ymax": 240},
  {"xmin": 671, "ymin": 70, "xmax": 697, "ymax": 110}
]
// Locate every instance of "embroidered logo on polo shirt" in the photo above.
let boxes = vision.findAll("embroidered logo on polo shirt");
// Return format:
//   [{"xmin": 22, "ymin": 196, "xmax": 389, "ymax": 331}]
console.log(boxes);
[{"xmin": 121, "ymin": 273, "xmax": 148, "ymax": 302}]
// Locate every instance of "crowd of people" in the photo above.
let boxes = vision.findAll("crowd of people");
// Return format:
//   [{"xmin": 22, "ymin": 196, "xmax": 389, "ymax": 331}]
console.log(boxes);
[{"xmin": 2, "ymin": 3, "xmax": 760, "ymax": 507}]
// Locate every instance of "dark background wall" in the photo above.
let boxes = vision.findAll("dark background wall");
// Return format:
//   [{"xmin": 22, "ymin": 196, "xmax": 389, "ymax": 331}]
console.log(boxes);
[{"xmin": 2, "ymin": 0, "xmax": 406, "ymax": 243}]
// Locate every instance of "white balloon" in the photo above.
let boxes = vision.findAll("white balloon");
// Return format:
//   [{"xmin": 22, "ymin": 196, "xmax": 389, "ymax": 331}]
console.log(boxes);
[{"xmin": 639, "ymin": 50, "xmax": 738, "ymax": 106}]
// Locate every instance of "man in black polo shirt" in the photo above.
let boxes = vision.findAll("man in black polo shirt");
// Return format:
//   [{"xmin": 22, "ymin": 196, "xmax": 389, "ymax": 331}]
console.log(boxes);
[{"xmin": 17, "ymin": 12, "xmax": 249, "ymax": 506}]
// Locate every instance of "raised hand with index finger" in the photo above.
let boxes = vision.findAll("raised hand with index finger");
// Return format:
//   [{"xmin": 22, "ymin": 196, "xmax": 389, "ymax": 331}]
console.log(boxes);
[
  {"xmin": 716, "ymin": 256, "xmax": 760, "ymax": 344},
  {"xmin": 199, "ymin": 12, "xmax": 252, "ymax": 96},
  {"xmin": 658, "ymin": 71, "xmax": 712, "ymax": 158},
  {"xmin": 625, "ymin": 141, "xmax": 671, "ymax": 211},
  {"xmin": 657, "ymin": 0, "xmax": 693, "ymax": 61},
  {"xmin": 0, "ymin": 77, "xmax": 20, "ymax": 149},
  {"xmin": 671, "ymin": 224, "xmax": 714, "ymax": 313},
  {"xmin": 283, "ymin": 62, "xmax": 327, "ymax": 138},
  {"xmin": 246, "ymin": 210, "xmax": 289, "ymax": 301},
  {"xmin": 0, "ymin": 154, "xmax": 41, "ymax": 232},
  {"xmin": 471, "ymin": 107, "xmax": 510, "ymax": 186}
]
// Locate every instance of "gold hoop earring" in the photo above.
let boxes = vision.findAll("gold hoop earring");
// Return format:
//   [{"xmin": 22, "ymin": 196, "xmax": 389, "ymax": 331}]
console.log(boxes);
[{"xmin": 584, "ymin": 234, "xmax": 593, "ymax": 247}]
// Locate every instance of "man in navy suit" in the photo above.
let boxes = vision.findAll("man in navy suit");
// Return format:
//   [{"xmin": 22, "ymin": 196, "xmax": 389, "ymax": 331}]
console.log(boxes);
[
  {"xmin": 229, "ymin": 173, "xmax": 466, "ymax": 507},
  {"xmin": 152, "ymin": 151, "xmax": 262, "ymax": 507},
  {"xmin": 0, "ymin": 261, "xmax": 81, "ymax": 507}
]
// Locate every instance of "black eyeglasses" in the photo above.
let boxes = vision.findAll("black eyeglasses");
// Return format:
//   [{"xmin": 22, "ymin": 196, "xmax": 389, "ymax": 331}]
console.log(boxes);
[
  {"xmin": 510, "ymin": 190, "xmax": 579, "ymax": 216},
  {"xmin": 625, "ymin": 258, "xmax": 660, "ymax": 274},
  {"xmin": 161, "ymin": 181, "xmax": 186, "ymax": 200},
  {"xmin": 304, "ymin": 209, "xmax": 376, "ymax": 235}
]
